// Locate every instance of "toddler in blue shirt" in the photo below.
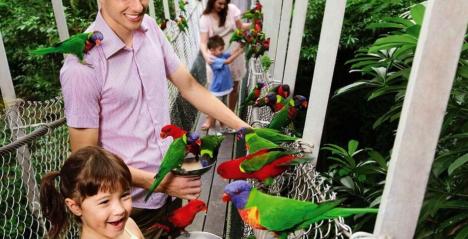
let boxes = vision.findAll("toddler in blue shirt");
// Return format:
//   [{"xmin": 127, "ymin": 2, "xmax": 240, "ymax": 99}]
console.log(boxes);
[{"xmin": 204, "ymin": 35, "xmax": 243, "ymax": 132}]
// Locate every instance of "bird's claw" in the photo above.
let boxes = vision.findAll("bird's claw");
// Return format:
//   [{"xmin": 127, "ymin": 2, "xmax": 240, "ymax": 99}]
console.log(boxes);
[{"xmin": 296, "ymin": 139, "xmax": 314, "ymax": 153}]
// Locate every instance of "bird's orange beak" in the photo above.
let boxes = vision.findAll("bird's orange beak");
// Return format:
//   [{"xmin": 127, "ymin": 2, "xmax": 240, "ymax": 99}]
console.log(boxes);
[
  {"xmin": 203, "ymin": 205, "xmax": 208, "ymax": 212},
  {"xmin": 95, "ymin": 39, "xmax": 101, "ymax": 46},
  {"xmin": 222, "ymin": 193, "xmax": 231, "ymax": 202},
  {"xmin": 160, "ymin": 132, "xmax": 167, "ymax": 138}
]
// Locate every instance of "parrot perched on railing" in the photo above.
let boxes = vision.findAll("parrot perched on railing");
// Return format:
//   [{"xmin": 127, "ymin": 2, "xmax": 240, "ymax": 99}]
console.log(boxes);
[
  {"xmin": 178, "ymin": 0, "xmax": 188, "ymax": 14},
  {"xmin": 176, "ymin": 15, "xmax": 189, "ymax": 33},
  {"xmin": 254, "ymin": 92, "xmax": 288, "ymax": 113},
  {"xmin": 217, "ymin": 149, "xmax": 311, "ymax": 185},
  {"xmin": 31, "ymin": 31, "xmax": 103, "ymax": 64},
  {"xmin": 268, "ymin": 95, "xmax": 308, "ymax": 131},
  {"xmin": 223, "ymin": 181, "xmax": 378, "ymax": 239},
  {"xmin": 240, "ymin": 82, "xmax": 265, "ymax": 112},
  {"xmin": 200, "ymin": 134, "xmax": 224, "ymax": 158},
  {"xmin": 237, "ymin": 127, "xmax": 297, "ymax": 145},
  {"xmin": 270, "ymin": 84, "xmax": 290, "ymax": 99},
  {"xmin": 145, "ymin": 126, "xmax": 200, "ymax": 201}
]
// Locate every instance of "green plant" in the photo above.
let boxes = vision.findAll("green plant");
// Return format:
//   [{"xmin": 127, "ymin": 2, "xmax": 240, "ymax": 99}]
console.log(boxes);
[
  {"xmin": 321, "ymin": 139, "xmax": 387, "ymax": 231},
  {"xmin": 331, "ymin": 3, "xmax": 468, "ymax": 238}
]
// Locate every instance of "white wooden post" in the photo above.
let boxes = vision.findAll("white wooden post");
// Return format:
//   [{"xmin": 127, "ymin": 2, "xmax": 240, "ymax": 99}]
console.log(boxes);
[
  {"xmin": 174, "ymin": 0, "xmax": 180, "ymax": 15},
  {"xmin": 272, "ymin": 0, "xmax": 293, "ymax": 83},
  {"xmin": 163, "ymin": 0, "xmax": 171, "ymax": 20},
  {"xmin": 263, "ymin": 0, "xmax": 282, "ymax": 70},
  {"xmin": 301, "ymin": 0, "xmax": 347, "ymax": 163},
  {"xmin": 149, "ymin": 0, "xmax": 156, "ymax": 19},
  {"xmin": 282, "ymin": 0, "xmax": 308, "ymax": 93},
  {"xmin": 51, "ymin": 0, "xmax": 69, "ymax": 41},
  {"xmin": 0, "ymin": 32, "xmax": 43, "ymax": 223},
  {"xmin": 374, "ymin": 0, "xmax": 468, "ymax": 237}
]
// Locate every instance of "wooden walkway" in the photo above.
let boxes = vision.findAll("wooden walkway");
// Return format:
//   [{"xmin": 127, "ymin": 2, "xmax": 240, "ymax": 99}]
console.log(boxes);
[{"xmin": 183, "ymin": 113, "xmax": 238, "ymax": 238}]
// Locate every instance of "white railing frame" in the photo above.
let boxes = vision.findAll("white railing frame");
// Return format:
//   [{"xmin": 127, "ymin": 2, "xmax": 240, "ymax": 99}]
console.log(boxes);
[{"xmin": 374, "ymin": 0, "xmax": 468, "ymax": 237}]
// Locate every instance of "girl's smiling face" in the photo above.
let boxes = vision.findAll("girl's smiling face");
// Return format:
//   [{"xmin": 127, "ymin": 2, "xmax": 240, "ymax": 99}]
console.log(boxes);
[{"xmin": 69, "ymin": 188, "xmax": 132, "ymax": 239}]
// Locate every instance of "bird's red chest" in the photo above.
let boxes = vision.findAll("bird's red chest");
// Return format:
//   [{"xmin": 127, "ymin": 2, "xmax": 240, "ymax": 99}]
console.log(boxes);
[{"xmin": 238, "ymin": 208, "xmax": 265, "ymax": 230}]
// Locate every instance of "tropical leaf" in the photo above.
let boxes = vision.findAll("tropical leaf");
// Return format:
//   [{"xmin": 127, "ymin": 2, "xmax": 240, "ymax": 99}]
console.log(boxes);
[{"xmin": 448, "ymin": 153, "xmax": 468, "ymax": 175}]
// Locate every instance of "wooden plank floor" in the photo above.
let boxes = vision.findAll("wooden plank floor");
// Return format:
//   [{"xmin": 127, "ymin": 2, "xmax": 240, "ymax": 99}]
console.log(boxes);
[{"xmin": 183, "ymin": 113, "xmax": 236, "ymax": 238}]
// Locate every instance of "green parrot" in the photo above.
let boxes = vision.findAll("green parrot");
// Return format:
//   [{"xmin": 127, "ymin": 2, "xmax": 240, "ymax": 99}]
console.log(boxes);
[
  {"xmin": 236, "ymin": 127, "xmax": 280, "ymax": 154},
  {"xmin": 145, "ymin": 131, "xmax": 200, "ymax": 201},
  {"xmin": 31, "ymin": 31, "xmax": 103, "ymax": 63},
  {"xmin": 178, "ymin": 0, "xmax": 187, "ymax": 13},
  {"xmin": 229, "ymin": 28, "xmax": 244, "ymax": 44},
  {"xmin": 267, "ymin": 95, "xmax": 308, "ymax": 131},
  {"xmin": 239, "ymin": 127, "xmax": 297, "ymax": 145},
  {"xmin": 240, "ymin": 82, "xmax": 266, "ymax": 113},
  {"xmin": 200, "ymin": 134, "xmax": 225, "ymax": 158},
  {"xmin": 223, "ymin": 181, "xmax": 378, "ymax": 239},
  {"xmin": 239, "ymin": 148, "xmax": 294, "ymax": 173}
]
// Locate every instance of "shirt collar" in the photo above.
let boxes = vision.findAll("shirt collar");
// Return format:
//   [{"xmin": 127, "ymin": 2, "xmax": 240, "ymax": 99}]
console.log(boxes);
[{"xmin": 93, "ymin": 11, "xmax": 149, "ymax": 59}]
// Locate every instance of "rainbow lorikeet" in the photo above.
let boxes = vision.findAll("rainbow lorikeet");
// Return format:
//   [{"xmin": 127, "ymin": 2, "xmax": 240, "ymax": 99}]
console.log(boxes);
[
  {"xmin": 240, "ymin": 82, "xmax": 266, "ymax": 112},
  {"xmin": 160, "ymin": 124, "xmax": 201, "ymax": 156},
  {"xmin": 270, "ymin": 84, "xmax": 290, "ymax": 99},
  {"xmin": 255, "ymin": 92, "xmax": 288, "ymax": 113},
  {"xmin": 223, "ymin": 181, "xmax": 378, "ymax": 239},
  {"xmin": 237, "ymin": 127, "xmax": 297, "ymax": 145},
  {"xmin": 159, "ymin": 19, "xmax": 170, "ymax": 30},
  {"xmin": 149, "ymin": 199, "xmax": 207, "ymax": 234},
  {"xmin": 217, "ymin": 149, "xmax": 310, "ymax": 185},
  {"xmin": 200, "ymin": 134, "xmax": 225, "ymax": 159},
  {"xmin": 267, "ymin": 95, "xmax": 308, "ymax": 131},
  {"xmin": 31, "ymin": 31, "xmax": 103, "ymax": 63},
  {"xmin": 145, "ymin": 126, "xmax": 200, "ymax": 201},
  {"xmin": 230, "ymin": 28, "xmax": 245, "ymax": 44},
  {"xmin": 176, "ymin": 15, "xmax": 189, "ymax": 33},
  {"xmin": 236, "ymin": 127, "xmax": 279, "ymax": 154}
]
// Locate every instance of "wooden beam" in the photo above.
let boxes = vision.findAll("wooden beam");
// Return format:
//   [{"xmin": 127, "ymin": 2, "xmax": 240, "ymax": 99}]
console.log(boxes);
[
  {"xmin": 374, "ymin": 0, "xmax": 468, "ymax": 237},
  {"xmin": 301, "ymin": 0, "xmax": 347, "ymax": 164},
  {"xmin": 282, "ymin": 0, "xmax": 309, "ymax": 93},
  {"xmin": 51, "ymin": 0, "xmax": 69, "ymax": 41},
  {"xmin": 272, "ymin": 0, "xmax": 293, "ymax": 83}
]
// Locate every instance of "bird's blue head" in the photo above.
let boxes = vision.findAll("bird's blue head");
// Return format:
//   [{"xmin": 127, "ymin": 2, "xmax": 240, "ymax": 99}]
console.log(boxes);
[
  {"xmin": 265, "ymin": 92, "xmax": 277, "ymax": 106},
  {"xmin": 293, "ymin": 95, "xmax": 308, "ymax": 110},
  {"xmin": 236, "ymin": 127, "xmax": 247, "ymax": 141},
  {"xmin": 223, "ymin": 180, "xmax": 252, "ymax": 209},
  {"xmin": 90, "ymin": 31, "xmax": 104, "ymax": 46},
  {"xmin": 186, "ymin": 132, "xmax": 201, "ymax": 145}
]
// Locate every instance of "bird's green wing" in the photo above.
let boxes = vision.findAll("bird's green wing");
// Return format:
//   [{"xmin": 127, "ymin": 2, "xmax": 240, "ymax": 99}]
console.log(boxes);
[
  {"xmin": 267, "ymin": 104, "xmax": 291, "ymax": 130},
  {"xmin": 145, "ymin": 137, "xmax": 187, "ymax": 201},
  {"xmin": 246, "ymin": 133, "xmax": 279, "ymax": 154},
  {"xmin": 253, "ymin": 128, "xmax": 297, "ymax": 144},
  {"xmin": 201, "ymin": 135, "xmax": 225, "ymax": 158},
  {"xmin": 240, "ymin": 149, "xmax": 290, "ymax": 173},
  {"xmin": 245, "ymin": 188, "xmax": 325, "ymax": 232}
]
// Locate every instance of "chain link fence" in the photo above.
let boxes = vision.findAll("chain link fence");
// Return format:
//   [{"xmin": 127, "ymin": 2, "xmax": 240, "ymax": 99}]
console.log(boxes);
[
  {"xmin": 240, "ymin": 59, "xmax": 353, "ymax": 239},
  {"xmin": 0, "ymin": 1, "xmax": 203, "ymax": 238}
]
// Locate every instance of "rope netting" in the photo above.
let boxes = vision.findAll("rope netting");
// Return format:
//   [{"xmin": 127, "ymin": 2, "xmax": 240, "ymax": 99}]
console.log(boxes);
[
  {"xmin": 241, "ymin": 58, "xmax": 353, "ymax": 239},
  {"xmin": 0, "ymin": 1, "xmax": 203, "ymax": 238}
]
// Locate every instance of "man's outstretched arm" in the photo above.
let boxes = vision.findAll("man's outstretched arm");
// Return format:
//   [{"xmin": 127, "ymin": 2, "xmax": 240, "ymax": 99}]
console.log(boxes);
[{"xmin": 168, "ymin": 65, "xmax": 250, "ymax": 130}]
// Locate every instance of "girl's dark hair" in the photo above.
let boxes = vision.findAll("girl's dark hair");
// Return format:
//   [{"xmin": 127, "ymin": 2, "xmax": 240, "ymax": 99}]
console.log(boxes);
[
  {"xmin": 40, "ymin": 146, "xmax": 132, "ymax": 238},
  {"xmin": 207, "ymin": 35, "xmax": 225, "ymax": 50},
  {"xmin": 203, "ymin": 0, "xmax": 231, "ymax": 27}
]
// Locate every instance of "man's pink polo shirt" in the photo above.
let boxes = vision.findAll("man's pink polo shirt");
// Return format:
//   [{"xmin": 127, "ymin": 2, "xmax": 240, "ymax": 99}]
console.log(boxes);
[{"xmin": 60, "ymin": 12, "xmax": 181, "ymax": 209}]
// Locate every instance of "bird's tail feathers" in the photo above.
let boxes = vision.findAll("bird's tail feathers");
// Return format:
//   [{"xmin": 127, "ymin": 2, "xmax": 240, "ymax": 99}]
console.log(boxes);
[
  {"xmin": 144, "ymin": 174, "xmax": 163, "ymax": 202},
  {"xmin": 30, "ymin": 47, "xmax": 60, "ymax": 56}
]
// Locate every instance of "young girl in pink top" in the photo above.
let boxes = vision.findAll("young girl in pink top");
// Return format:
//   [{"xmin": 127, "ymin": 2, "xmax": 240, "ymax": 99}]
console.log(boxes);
[{"xmin": 40, "ymin": 146, "xmax": 144, "ymax": 239}]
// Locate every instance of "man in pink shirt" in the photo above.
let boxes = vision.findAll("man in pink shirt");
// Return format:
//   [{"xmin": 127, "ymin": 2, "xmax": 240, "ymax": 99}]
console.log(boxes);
[{"xmin": 60, "ymin": 0, "xmax": 249, "ymax": 238}]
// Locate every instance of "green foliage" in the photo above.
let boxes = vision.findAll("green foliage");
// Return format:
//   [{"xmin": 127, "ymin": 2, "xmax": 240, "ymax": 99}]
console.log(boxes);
[
  {"xmin": 321, "ymin": 140, "xmax": 386, "ymax": 231},
  {"xmin": 302, "ymin": 0, "xmax": 421, "ymax": 61},
  {"xmin": 329, "ymin": 3, "xmax": 468, "ymax": 237}
]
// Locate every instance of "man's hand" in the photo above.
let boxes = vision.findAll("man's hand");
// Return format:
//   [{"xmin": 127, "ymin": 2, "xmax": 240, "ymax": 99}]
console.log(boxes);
[{"xmin": 157, "ymin": 173, "xmax": 202, "ymax": 200}]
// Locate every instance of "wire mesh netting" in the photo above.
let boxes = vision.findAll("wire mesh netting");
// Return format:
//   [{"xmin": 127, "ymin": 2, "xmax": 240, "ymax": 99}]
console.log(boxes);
[
  {"xmin": 0, "ymin": 1, "xmax": 203, "ymax": 238},
  {"xmin": 241, "ymin": 59, "xmax": 352, "ymax": 239}
]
